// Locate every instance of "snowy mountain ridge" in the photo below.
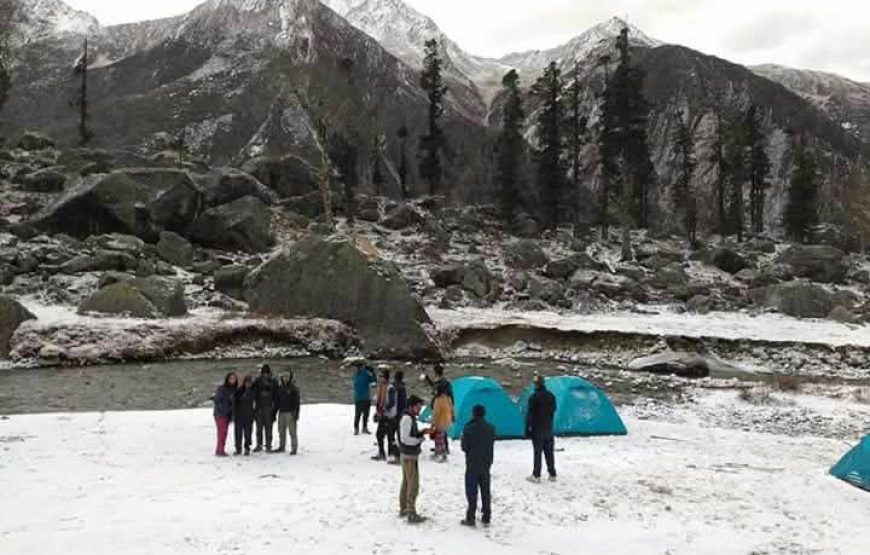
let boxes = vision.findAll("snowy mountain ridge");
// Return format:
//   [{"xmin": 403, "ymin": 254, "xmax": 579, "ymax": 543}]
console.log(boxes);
[{"xmin": 12, "ymin": 0, "xmax": 100, "ymax": 42}]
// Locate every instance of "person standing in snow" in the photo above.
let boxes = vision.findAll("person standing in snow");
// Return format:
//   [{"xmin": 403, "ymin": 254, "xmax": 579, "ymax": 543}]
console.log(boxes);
[
  {"xmin": 423, "ymin": 363, "xmax": 453, "ymax": 405},
  {"xmin": 461, "ymin": 404, "xmax": 496, "ymax": 527},
  {"xmin": 431, "ymin": 386, "xmax": 454, "ymax": 462},
  {"xmin": 212, "ymin": 372, "xmax": 238, "ymax": 457},
  {"xmin": 526, "ymin": 375, "xmax": 558, "ymax": 483},
  {"xmin": 388, "ymin": 370, "xmax": 408, "ymax": 464},
  {"xmin": 275, "ymin": 372, "xmax": 301, "ymax": 455},
  {"xmin": 233, "ymin": 375, "xmax": 255, "ymax": 456},
  {"xmin": 372, "ymin": 368, "xmax": 393, "ymax": 461},
  {"xmin": 352, "ymin": 361, "xmax": 376, "ymax": 435},
  {"xmin": 252, "ymin": 364, "xmax": 278, "ymax": 452},
  {"xmin": 398, "ymin": 395, "xmax": 431, "ymax": 524}
]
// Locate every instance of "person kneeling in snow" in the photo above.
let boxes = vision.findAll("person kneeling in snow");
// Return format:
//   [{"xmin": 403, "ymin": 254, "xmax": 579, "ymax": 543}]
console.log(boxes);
[
  {"xmin": 461, "ymin": 404, "xmax": 495, "ymax": 527},
  {"xmin": 398, "ymin": 395, "xmax": 431, "ymax": 524}
]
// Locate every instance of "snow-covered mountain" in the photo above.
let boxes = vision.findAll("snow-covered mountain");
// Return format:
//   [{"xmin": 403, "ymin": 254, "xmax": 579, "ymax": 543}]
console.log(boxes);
[
  {"xmin": 11, "ymin": 0, "xmax": 99, "ymax": 42},
  {"xmin": 752, "ymin": 64, "xmax": 870, "ymax": 145}
]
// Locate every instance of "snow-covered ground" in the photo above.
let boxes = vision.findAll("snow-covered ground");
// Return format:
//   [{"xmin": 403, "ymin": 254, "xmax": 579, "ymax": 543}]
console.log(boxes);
[
  {"xmin": 429, "ymin": 307, "xmax": 870, "ymax": 348},
  {"xmin": 2, "ymin": 405, "xmax": 869, "ymax": 554}
]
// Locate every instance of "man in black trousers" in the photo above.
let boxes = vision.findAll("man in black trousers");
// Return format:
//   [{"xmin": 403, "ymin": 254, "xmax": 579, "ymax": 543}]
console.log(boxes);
[
  {"xmin": 526, "ymin": 375, "xmax": 557, "ymax": 483},
  {"xmin": 460, "ymin": 404, "xmax": 496, "ymax": 527}
]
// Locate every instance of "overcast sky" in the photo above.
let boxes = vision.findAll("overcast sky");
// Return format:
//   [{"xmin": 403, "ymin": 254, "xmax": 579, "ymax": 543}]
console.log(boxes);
[{"xmin": 64, "ymin": 0, "xmax": 870, "ymax": 82}]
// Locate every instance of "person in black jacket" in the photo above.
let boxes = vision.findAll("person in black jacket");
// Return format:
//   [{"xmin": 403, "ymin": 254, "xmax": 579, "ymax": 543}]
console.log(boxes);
[
  {"xmin": 388, "ymin": 371, "xmax": 408, "ymax": 465},
  {"xmin": 526, "ymin": 375, "xmax": 557, "ymax": 483},
  {"xmin": 233, "ymin": 375, "xmax": 255, "ymax": 456},
  {"xmin": 252, "ymin": 364, "xmax": 278, "ymax": 452},
  {"xmin": 460, "ymin": 405, "xmax": 496, "ymax": 527},
  {"xmin": 275, "ymin": 372, "xmax": 301, "ymax": 455},
  {"xmin": 213, "ymin": 373, "xmax": 237, "ymax": 457}
]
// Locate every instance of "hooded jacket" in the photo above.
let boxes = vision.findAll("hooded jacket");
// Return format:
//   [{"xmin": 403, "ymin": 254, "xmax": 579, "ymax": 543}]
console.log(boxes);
[
  {"xmin": 461, "ymin": 416, "xmax": 496, "ymax": 475},
  {"xmin": 233, "ymin": 385, "xmax": 255, "ymax": 420},
  {"xmin": 526, "ymin": 386, "xmax": 557, "ymax": 439},
  {"xmin": 276, "ymin": 378, "xmax": 301, "ymax": 416},
  {"xmin": 213, "ymin": 385, "xmax": 234, "ymax": 418}
]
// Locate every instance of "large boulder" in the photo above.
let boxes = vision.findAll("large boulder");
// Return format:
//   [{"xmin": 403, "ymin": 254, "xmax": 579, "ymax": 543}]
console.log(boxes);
[
  {"xmin": 627, "ymin": 351, "xmax": 732, "ymax": 379},
  {"xmin": 0, "ymin": 296, "xmax": 35, "ymax": 357},
  {"xmin": 194, "ymin": 167, "xmax": 277, "ymax": 207},
  {"xmin": 21, "ymin": 168, "xmax": 67, "ymax": 193},
  {"xmin": 20, "ymin": 169, "xmax": 204, "ymax": 240},
  {"xmin": 543, "ymin": 253, "xmax": 604, "ymax": 280},
  {"xmin": 187, "ymin": 196, "xmax": 274, "ymax": 254},
  {"xmin": 245, "ymin": 235, "xmax": 439, "ymax": 360},
  {"xmin": 430, "ymin": 264, "xmax": 466, "ymax": 288},
  {"xmin": 776, "ymin": 245, "xmax": 848, "ymax": 284},
  {"xmin": 17, "ymin": 132, "xmax": 55, "ymax": 151},
  {"xmin": 78, "ymin": 275, "xmax": 187, "ymax": 318},
  {"xmin": 241, "ymin": 155, "xmax": 317, "ymax": 198},
  {"xmin": 504, "ymin": 239, "xmax": 548, "ymax": 270},
  {"xmin": 710, "ymin": 247, "xmax": 750, "ymax": 274},
  {"xmin": 156, "ymin": 231, "xmax": 194, "ymax": 267},
  {"xmin": 214, "ymin": 265, "xmax": 249, "ymax": 300},
  {"xmin": 462, "ymin": 259, "xmax": 496, "ymax": 299},
  {"xmin": 380, "ymin": 203, "xmax": 422, "ymax": 230},
  {"xmin": 752, "ymin": 282, "xmax": 834, "ymax": 318}
]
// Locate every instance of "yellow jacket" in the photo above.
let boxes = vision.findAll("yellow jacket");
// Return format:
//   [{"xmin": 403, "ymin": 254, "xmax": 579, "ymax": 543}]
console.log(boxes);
[{"xmin": 432, "ymin": 395, "xmax": 454, "ymax": 431}]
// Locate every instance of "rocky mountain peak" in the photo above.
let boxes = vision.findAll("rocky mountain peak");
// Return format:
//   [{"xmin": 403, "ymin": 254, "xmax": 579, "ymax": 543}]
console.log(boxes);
[{"xmin": 13, "ymin": 0, "xmax": 100, "ymax": 42}]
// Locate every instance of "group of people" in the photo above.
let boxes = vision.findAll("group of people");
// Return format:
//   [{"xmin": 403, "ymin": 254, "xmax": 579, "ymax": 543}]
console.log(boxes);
[
  {"xmin": 213, "ymin": 360, "xmax": 560, "ymax": 528},
  {"xmin": 212, "ymin": 365, "xmax": 301, "ymax": 456}
]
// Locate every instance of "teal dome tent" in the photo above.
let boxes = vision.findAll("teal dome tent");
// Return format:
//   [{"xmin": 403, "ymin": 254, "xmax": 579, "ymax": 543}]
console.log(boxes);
[
  {"xmin": 831, "ymin": 436, "xmax": 870, "ymax": 492},
  {"xmin": 518, "ymin": 376, "xmax": 627, "ymax": 437},
  {"xmin": 420, "ymin": 377, "xmax": 525, "ymax": 440}
]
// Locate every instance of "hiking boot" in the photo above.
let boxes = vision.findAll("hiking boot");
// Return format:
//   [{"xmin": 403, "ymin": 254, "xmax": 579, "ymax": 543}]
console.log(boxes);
[
  {"xmin": 354, "ymin": 429, "xmax": 360, "ymax": 436},
  {"xmin": 273, "ymin": 447, "xmax": 286, "ymax": 453},
  {"xmin": 398, "ymin": 511, "xmax": 409, "ymax": 518},
  {"xmin": 481, "ymin": 517, "xmax": 491, "ymax": 527},
  {"xmin": 548, "ymin": 475, "xmax": 558, "ymax": 483},
  {"xmin": 407, "ymin": 513, "xmax": 427, "ymax": 524},
  {"xmin": 526, "ymin": 476, "xmax": 541, "ymax": 484},
  {"xmin": 290, "ymin": 450, "xmax": 297, "ymax": 456},
  {"xmin": 215, "ymin": 452, "xmax": 228, "ymax": 457},
  {"xmin": 244, "ymin": 450, "xmax": 251, "ymax": 456},
  {"xmin": 233, "ymin": 450, "xmax": 241, "ymax": 456},
  {"xmin": 253, "ymin": 446, "xmax": 263, "ymax": 453},
  {"xmin": 362, "ymin": 429, "xmax": 372, "ymax": 435},
  {"xmin": 460, "ymin": 519, "xmax": 476, "ymax": 527},
  {"xmin": 371, "ymin": 453, "xmax": 387, "ymax": 461}
]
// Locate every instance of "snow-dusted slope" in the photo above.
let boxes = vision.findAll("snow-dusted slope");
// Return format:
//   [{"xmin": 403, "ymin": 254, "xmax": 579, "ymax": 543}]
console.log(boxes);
[
  {"xmin": 752, "ymin": 64, "xmax": 870, "ymax": 144},
  {"xmin": 13, "ymin": 0, "xmax": 100, "ymax": 42}
]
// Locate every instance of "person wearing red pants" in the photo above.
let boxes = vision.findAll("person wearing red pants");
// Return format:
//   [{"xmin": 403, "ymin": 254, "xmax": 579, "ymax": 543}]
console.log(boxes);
[{"xmin": 213, "ymin": 373, "xmax": 238, "ymax": 457}]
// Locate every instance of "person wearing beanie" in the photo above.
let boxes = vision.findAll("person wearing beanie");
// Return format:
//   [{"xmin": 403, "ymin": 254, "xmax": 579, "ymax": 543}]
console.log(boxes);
[
  {"xmin": 275, "ymin": 371, "xmax": 301, "ymax": 455},
  {"xmin": 398, "ymin": 395, "xmax": 431, "ymax": 524},
  {"xmin": 461, "ymin": 404, "xmax": 496, "ymax": 527},
  {"xmin": 526, "ymin": 375, "xmax": 557, "ymax": 483}
]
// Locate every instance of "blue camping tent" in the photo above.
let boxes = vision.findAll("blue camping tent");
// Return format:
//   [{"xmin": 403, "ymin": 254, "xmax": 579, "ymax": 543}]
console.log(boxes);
[
  {"xmin": 420, "ymin": 377, "xmax": 525, "ymax": 440},
  {"xmin": 831, "ymin": 436, "xmax": 870, "ymax": 492},
  {"xmin": 518, "ymin": 376, "xmax": 627, "ymax": 437}
]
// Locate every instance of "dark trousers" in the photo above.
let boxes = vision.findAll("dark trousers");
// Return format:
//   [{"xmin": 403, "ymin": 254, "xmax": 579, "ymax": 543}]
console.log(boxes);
[
  {"xmin": 532, "ymin": 436, "xmax": 556, "ymax": 478},
  {"xmin": 234, "ymin": 416, "xmax": 253, "ymax": 453},
  {"xmin": 465, "ymin": 471, "xmax": 492, "ymax": 523},
  {"xmin": 256, "ymin": 412, "xmax": 274, "ymax": 449},
  {"xmin": 376, "ymin": 417, "xmax": 397, "ymax": 457},
  {"xmin": 354, "ymin": 400, "xmax": 371, "ymax": 431}
]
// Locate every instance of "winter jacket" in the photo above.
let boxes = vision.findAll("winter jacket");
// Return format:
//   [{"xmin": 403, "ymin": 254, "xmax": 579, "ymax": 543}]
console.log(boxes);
[
  {"xmin": 395, "ymin": 380, "xmax": 408, "ymax": 415},
  {"xmin": 398, "ymin": 411, "xmax": 425, "ymax": 457},
  {"xmin": 276, "ymin": 382, "xmax": 301, "ymax": 417},
  {"xmin": 431, "ymin": 394, "xmax": 454, "ymax": 431},
  {"xmin": 233, "ymin": 386, "xmax": 256, "ymax": 421},
  {"xmin": 374, "ymin": 379, "xmax": 389, "ymax": 415},
  {"xmin": 213, "ymin": 385, "xmax": 234, "ymax": 418},
  {"xmin": 526, "ymin": 387, "xmax": 557, "ymax": 439},
  {"xmin": 253, "ymin": 375, "xmax": 278, "ymax": 416},
  {"xmin": 353, "ymin": 367, "xmax": 376, "ymax": 401},
  {"xmin": 461, "ymin": 416, "xmax": 496, "ymax": 475},
  {"xmin": 384, "ymin": 383, "xmax": 398, "ymax": 419},
  {"xmin": 426, "ymin": 376, "xmax": 454, "ymax": 405}
]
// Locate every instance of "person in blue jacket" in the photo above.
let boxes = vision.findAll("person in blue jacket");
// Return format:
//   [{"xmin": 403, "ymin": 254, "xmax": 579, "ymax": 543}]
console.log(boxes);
[{"xmin": 352, "ymin": 360, "xmax": 377, "ymax": 435}]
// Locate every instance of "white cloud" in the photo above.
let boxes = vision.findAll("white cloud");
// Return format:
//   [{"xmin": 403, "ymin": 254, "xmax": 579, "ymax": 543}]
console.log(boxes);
[{"xmin": 63, "ymin": 0, "xmax": 870, "ymax": 81}]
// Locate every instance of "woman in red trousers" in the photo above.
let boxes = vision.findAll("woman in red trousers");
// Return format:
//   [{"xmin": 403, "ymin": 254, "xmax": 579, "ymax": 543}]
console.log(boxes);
[{"xmin": 213, "ymin": 373, "xmax": 238, "ymax": 456}]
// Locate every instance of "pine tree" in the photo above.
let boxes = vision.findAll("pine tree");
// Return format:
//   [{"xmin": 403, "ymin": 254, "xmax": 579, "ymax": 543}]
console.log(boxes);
[
  {"xmin": 723, "ymin": 121, "xmax": 748, "ymax": 242},
  {"xmin": 672, "ymin": 111, "xmax": 697, "ymax": 243},
  {"xmin": 418, "ymin": 39, "xmax": 447, "ymax": 196},
  {"xmin": 711, "ymin": 112, "xmax": 728, "ymax": 235},
  {"xmin": 598, "ymin": 27, "xmax": 656, "ymax": 235},
  {"xmin": 784, "ymin": 139, "xmax": 818, "ymax": 243},
  {"xmin": 847, "ymin": 160, "xmax": 870, "ymax": 253},
  {"xmin": 564, "ymin": 64, "xmax": 588, "ymax": 235},
  {"xmin": 370, "ymin": 132, "xmax": 386, "ymax": 196},
  {"xmin": 330, "ymin": 131, "xmax": 359, "ymax": 224},
  {"xmin": 496, "ymin": 69, "xmax": 525, "ymax": 228},
  {"xmin": 397, "ymin": 124, "xmax": 410, "ymax": 199},
  {"xmin": 746, "ymin": 104, "xmax": 771, "ymax": 234},
  {"xmin": 0, "ymin": 0, "xmax": 16, "ymax": 122},
  {"xmin": 73, "ymin": 37, "xmax": 93, "ymax": 146},
  {"xmin": 532, "ymin": 61, "xmax": 565, "ymax": 231}
]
